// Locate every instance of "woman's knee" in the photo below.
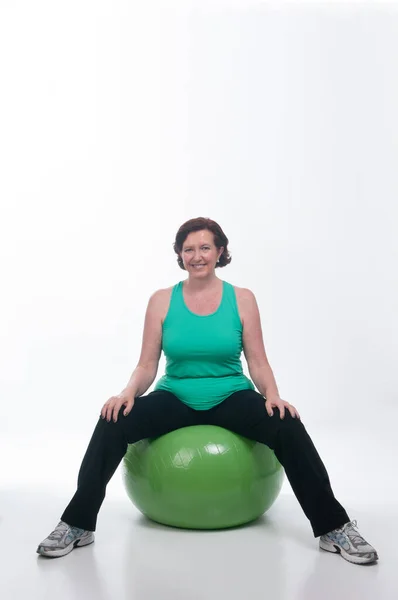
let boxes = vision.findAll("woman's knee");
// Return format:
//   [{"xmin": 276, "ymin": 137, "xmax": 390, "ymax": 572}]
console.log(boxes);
[
  {"xmin": 276, "ymin": 409, "xmax": 305, "ymax": 434},
  {"xmin": 97, "ymin": 410, "xmax": 126, "ymax": 436}
]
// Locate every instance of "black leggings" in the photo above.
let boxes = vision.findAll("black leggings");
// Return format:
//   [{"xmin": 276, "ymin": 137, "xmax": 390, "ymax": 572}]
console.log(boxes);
[{"xmin": 61, "ymin": 389, "xmax": 349, "ymax": 537}]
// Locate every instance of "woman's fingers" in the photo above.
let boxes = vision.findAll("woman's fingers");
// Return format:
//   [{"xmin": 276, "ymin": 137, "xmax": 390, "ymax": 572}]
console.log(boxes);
[
  {"xmin": 101, "ymin": 397, "xmax": 120, "ymax": 422},
  {"xmin": 106, "ymin": 401, "xmax": 115, "ymax": 422},
  {"xmin": 101, "ymin": 400, "xmax": 113, "ymax": 420},
  {"xmin": 123, "ymin": 397, "xmax": 135, "ymax": 416},
  {"xmin": 286, "ymin": 403, "xmax": 300, "ymax": 419},
  {"xmin": 112, "ymin": 400, "xmax": 124, "ymax": 422},
  {"xmin": 101, "ymin": 394, "xmax": 135, "ymax": 422},
  {"xmin": 265, "ymin": 400, "xmax": 273, "ymax": 417},
  {"xmin": 265, "ymin": 398, "xmax": 300, "ymax": 420}
]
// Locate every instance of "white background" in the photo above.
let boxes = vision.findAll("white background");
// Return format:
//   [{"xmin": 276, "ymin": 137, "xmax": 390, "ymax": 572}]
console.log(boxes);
[{"xmin": 1, "ymin": 1, "xmax": 397, "ymax": 598}]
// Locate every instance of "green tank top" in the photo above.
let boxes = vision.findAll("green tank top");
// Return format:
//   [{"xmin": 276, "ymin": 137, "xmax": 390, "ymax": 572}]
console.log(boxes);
[{"xmin": 153, "ymin": 279, "xmax": 255, "ymax": 410}]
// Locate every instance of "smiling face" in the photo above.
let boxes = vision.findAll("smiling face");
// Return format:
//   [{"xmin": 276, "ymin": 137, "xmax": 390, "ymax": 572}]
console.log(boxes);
[{"xmin": 180, "ymin": 229, "xmax": 224, "ymax": 276}]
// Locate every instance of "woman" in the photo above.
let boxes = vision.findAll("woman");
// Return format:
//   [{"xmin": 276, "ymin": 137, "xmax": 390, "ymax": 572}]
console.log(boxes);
[{"xmin": 37, "ymin": 217, "xmax": 378, "ymax": 565}]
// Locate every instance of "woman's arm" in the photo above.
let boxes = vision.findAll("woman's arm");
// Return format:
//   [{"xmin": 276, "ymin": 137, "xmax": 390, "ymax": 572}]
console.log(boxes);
[
  {"xmin": 101, "ymin": 290, "xmax": 164, "ymax": 422},
  {"xmin": 239, "ymin": 287, "xmax": 300, "ymax": 418},
  {"xmin": 247, "ymin": 361, "xmax": 280, "ymax": 400},
  {"xmin": 238, "ymin": 287, "xmax": 280, "ymax": 398},
  {"xmin": 123, "ymin": 364, "xmax": 158, "ymax": 398},
  {"xmin": 122, "ymin": 289, "xmax": 165, "ymax": 396}
]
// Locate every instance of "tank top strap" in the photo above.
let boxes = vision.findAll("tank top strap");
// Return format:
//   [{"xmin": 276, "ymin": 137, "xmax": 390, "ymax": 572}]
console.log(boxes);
[
  {"xmin": 163, "ymin": 281, "xmax": 184, "ymax": 323},
  {"xmin": 220, "ymin": 281, "xmax": 241, "ymax": 328}
]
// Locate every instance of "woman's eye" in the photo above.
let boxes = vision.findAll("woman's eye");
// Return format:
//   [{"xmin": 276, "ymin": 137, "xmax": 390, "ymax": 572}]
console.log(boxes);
[{"xmin": 185, "ymin": 247, "xmax": 210, "ymax": 252}]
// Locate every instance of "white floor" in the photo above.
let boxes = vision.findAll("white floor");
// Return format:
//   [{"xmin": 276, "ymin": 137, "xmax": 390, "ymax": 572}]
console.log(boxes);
[{"xmin": 1, "ymin": 424, "xmax": 396, "ymax": 600}]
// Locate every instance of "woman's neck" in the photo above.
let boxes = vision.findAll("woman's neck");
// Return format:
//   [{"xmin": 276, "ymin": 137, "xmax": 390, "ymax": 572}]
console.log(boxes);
[{"xmin": 184, "ymin": 275, "xmax": 221, "ymax": 295}]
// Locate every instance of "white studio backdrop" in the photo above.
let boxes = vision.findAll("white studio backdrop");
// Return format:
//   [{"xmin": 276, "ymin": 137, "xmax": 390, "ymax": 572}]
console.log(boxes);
[{"xmin": 1, "ymin": 1, "xmax": 397, "ymax": 496}]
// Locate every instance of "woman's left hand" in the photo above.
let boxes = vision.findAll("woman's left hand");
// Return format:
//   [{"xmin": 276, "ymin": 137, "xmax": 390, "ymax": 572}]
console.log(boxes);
[{"xmin": 265, "ymin": 396, "xmax": 300, "ymax": 420}]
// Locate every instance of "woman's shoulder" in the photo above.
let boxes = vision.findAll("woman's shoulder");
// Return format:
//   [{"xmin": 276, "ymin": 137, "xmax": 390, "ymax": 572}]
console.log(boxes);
[
  {"xmin": 229, "ymin": 284, "xmax": 257, "ymax": 325},
  {"xmin": 150, "ymin": 285, "xmax": 177, "ymax": 324},
  {"xmin": 151, "ymin": 285, "xmax": 175, "ymax": 303},
  {"xmin": 229, "ymin": 283, "xmax": 254, "ymax": 301}
]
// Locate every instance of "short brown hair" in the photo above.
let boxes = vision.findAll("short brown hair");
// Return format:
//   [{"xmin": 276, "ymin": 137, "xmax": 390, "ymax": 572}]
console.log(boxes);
[{"xmin": 173, "ymin": 217, "xmax": 232, "ymax": 271}]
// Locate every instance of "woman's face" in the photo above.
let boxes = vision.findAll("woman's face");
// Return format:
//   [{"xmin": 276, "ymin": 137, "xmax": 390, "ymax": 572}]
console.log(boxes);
[{"xmin": 180, "ymin": 229, "xmax": 223, "ymax": 275}]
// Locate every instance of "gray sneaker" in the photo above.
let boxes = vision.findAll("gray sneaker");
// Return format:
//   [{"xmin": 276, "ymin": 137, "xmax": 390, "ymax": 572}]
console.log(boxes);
[
  {"xmin": 36, "ymin": 521, "xmax": 94, "ymax": 558},
  {"xmin": 320, "ymin": 520, "xmax": 378, "ymax": 565}
]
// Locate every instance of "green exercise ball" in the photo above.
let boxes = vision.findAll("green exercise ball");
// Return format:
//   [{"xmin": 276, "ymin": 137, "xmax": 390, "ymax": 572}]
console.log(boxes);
[{"xmin": 122, "ymin": 425, "xmax": 284, "ymax": 529}]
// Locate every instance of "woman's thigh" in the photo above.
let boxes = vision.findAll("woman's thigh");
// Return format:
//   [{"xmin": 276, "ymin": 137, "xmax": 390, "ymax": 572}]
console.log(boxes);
[
  {"xmin": 120, "ymin": 390, "xmax": 207, "ymax": 444},
  {"xmin": 207, "ymin": 389, "xmax": 292, "ymax": 449}
]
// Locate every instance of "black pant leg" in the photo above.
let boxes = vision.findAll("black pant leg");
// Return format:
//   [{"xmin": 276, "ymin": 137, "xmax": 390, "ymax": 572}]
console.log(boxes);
[
  {"xmin": 208, "ymin": 389, "xmax": 350, "ymax": 537},
  {"xmin": 61, "ymin": 391, "xmax": 200, "ymax": 531}
]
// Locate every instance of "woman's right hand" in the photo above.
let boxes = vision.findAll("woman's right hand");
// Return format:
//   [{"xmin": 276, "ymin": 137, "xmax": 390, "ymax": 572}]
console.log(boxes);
[{"xmin": 101, "ymin": 390, "xmax": 136, "ymax": 423}]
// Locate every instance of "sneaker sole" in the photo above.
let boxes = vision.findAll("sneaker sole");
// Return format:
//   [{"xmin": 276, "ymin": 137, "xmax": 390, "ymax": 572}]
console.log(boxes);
[
  {"xmin": 319, "ymin": 539, "xmax": 378, "ymax": 565},
  {"xmin": 37, "ymin": 534, "xmax": 95, "ymax": 558}
]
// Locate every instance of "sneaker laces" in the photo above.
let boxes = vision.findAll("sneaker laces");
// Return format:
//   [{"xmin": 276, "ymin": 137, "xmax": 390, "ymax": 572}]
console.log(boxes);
[
  {"xmin": 340, "ymin": 520, "xmax": 367, "ymax": 547},
  {"xmin": 47, "ymin": 521, "xmax": 69, "ymax": 541}
]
